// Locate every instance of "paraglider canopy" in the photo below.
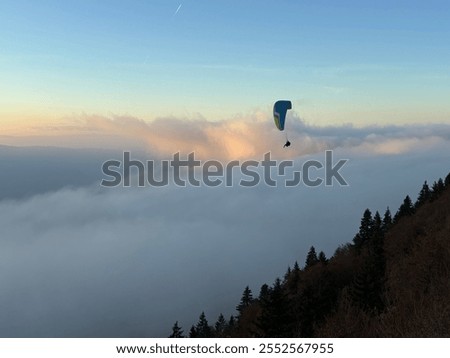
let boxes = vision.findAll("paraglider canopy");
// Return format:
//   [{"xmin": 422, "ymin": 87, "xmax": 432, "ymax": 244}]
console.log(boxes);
[{"xmin": 273, "ymin": 100, "xmax": 292, "ymax": 131}]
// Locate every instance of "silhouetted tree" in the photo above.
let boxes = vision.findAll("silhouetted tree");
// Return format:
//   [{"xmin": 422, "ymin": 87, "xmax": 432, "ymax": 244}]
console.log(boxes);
[
  {"xmin": 372, "ymin": 211, "xmax": 382, "ymax": 236},
  {"xmin": 437, "ymin": 178, "xmax": 445, "ymax": 192},
  {"xmin": 430, "ymin": 179, "xmax": 445, "ymax": 201},
  {"xmin": 283, "ymin": 266, "xmax": 292, "ymax": 282},
  {"xmin": 259, "ymin": 278, "xmax": 290, "ymax": 337},
  {"xmin": 195, "ymin": 312, "xmax": 211, "ymax": 337},
  {"xmin": 236, "ymin": 286, "xmax": 253, "ymax": 315},
  {"xmin": 287, "ymin": 262, "xmax": 302, "ymax": 294},
  {"xmin": 318, "ymin": 251, "xmax": 328, "ymax": 264},
  {"xmin": 353, "ymin": 209, "xmax": 373, "ymax": 249},
  {"xmin": 394, "ymin": 195, "xmax": 414, "ymax": 222},
  {"xmin": 305, "ymin": 246, "xmax": 319, "ymax": 268},
  {"xmin": 224, "ymin": 315, "xmax": 236, "ymax": 337},
  {"xmin": 333, "ymin": 242, "xmax": 353, "ymax": 257},
  {"xmin": 382, "ymin": 207, "xmax": 392, "ymax": 232},
  {"xmin": 259, "ymin": 284, "xmax": 270, "ymax": 302},
  {"xmin": 169, "ymin": 321, "xmax": 184, "ymax": 338},
  {"xmin": 189, "ymin": 325, "xmax": 197, "ymax": 338},
  {"xmin": 214, "ymin": 313, "xmax": 227, "ymax": 336},
  {"xmin": 445, "ymin": 172, "xmax": 450, "ymax": 187},
  {"xmin": 228, "ymin": 316, "xmax": 236, "ymax": 330},
  {"xmin": 350, "ymin": 210, "xmax": 385, "ymax": 312},
  {"xmin": 416, "ymin": 181, "xmax": 431, "ymax": 208}
]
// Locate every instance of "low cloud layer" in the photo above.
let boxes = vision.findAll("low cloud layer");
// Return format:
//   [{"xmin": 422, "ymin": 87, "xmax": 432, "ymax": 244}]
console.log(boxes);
[
  {"xmin": 2, "ymin": 114, "xmax": 450, "ymax": 161},
  {"xmin": 0, "ymin": 144, "xmax": 449, "ymax": 337}
]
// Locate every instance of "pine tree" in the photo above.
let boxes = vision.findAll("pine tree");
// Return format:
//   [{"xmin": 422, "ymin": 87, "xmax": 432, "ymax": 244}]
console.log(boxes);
[
  {"xmin": 382, "ymin": 207, "xmax": 392, "ymax": 232},
  {"xmin": 169, "ymin": 321, "xmax": 184, "ymax": 338},
  {"xmin": 259, "ymin": 284, "xmax": 270, "ymax": 302},
  {"xmin": 373, "ymin": 211, "xmax": 382, "ymax": 236},
  {"xmin": 437, "ymin": 178, "xmax": 445, "ymax": 193},
  {"xmin": 236, "ymin": 286, "xmax": 253, "ymax": 315},
  {"xmin": 438, "ymin": 178, "xmax": 445, "ymax": 189},
  {"xmin": 430, "ymin": 179, "xmax": 445, "ymax": 201},
  {"xmin": 416, "ymin": 181, "xmax": 431, "ymax": 208},
  {"xmin": 351, "ymin": 210, "xmax": 386, "ymax": 312},
  {"xmin": 353, "ymin": 209, "xmax": 373, "ymax": 249},
  {"xmin": 228, "ymin": 316, "xmax": 236, "ymax": 330},
  {"xmin": 259, "ymin": 278, "xmax": 290, "ymax": 337},
  {"xmin": 445, "ymin": 172, "xmax": 450, "ymax": 187},
  {"xmin": 214, "ymin": 313, "xmax": 227, "ymax": 336},
  {"xmin": 195, "ymin": 312, "xmax": 211, "ymax": 338},
  {"xmin": 287, "ymin": 262, "xmax": 302, "ymax": 294},
  {"xmin": 189, "ymin": 325, "xmax": 198, "ymax": 338},
  {"xmin": 305, "ymin": 246, "xmax": 319, "ymax": 269},
  {"xmin": 394, "ymin": 195, "xmax": 414, "ymax": 222},
  {"xmin": 318, "ymin": 251, "xmax": 328, "ymax": 264},
  {"xmin": 283, "ymin": 266, "xmax": 292, "ymax": 282}
]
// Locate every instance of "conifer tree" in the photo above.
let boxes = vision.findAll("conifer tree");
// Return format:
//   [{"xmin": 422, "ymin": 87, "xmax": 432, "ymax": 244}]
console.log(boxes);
[
  {"xmin": 189, "ymin": 325, "xmax": 197, "ymax": 338},
  {"xmin": 353, "ymin": 209, "xmax": 373, "ymax": 249},
  {"xmin": 259, "ymin": 278, "xmax": 290, "ymax": 337},
  {"xmin": 430, "ymin": 179, "xmax": 445, "ymax": 201},
  {"xmin": 259, "ymin": 284, "xmax": 270, "ymax": 302},
  {"xmin": 382, "ymin": 207, "xmax": 392, "ymax": 232},
  {"xmin": 195, "ymin": 312, "xmax": 211, "ymax": 338},
  {"xmin": 351, "ymin": 209, "xmax": 386, "ymax": 311},
  {"xmin": 214, "ymin": 313, "xmax": 227, "ymax": 336},
  {"xmin": 445, "ymin": 172, "xmax": 450, "ymax": 187},
  {"xmin": 169, "ymin": 321, "xmax": 184, "ymax": 338},
  {"xmin": 287, "ymin": 262, "xmax": 302, "ymax": 294},
  {"xmin": 318, "ymin": 251, "xmax": 328, "ymax": 264},
  {"xmin": 228, "ymin": 316, "xmax": 236, "ymax": 330},
  {"xmin": 394, "ymin": 195, "xmax": 414, "ymax": 222},
  {"xmin": 305, "ymin": 246, "xmax": 319, "ymax": 268},
  {"xmin": 236, "ymin": 286, "xmax": 253, "ymax": 315},
  {"xmin": 438, "ymin": 178, "xmax": 445, "ymax": 189},
  {"xmin": 416, "ymin": 181, "xmax": 431, "ymax": 208},
  {"xmin": 437, "ymin": 178, "xmax": 445, "ymax": 193},
  {"xmin": 283, "ymin": 266, "xmax": 292, "ymax": 282},
  {"xmin": 372, "ymin": 211, "xmax": 382, "ymax": 236}
]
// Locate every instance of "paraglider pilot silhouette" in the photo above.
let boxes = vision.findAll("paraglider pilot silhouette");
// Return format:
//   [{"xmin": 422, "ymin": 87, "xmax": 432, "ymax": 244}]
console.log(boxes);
[{"xmin": 273, "ymin": 100, "xmax": 292, "ymax": 148}]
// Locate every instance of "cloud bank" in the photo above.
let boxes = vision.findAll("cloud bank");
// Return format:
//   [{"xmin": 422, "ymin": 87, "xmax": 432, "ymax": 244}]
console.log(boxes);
[
  {"xmin": 2, "ymin": 113, "xmax": 450, "ymax": 161},
  {"xmin": 0, "ymin": 144, "xmax": 449, "ymax": 337},
  {"xmin": 1, "ymin": 113, "xmax": 450, "ymax": 337}
]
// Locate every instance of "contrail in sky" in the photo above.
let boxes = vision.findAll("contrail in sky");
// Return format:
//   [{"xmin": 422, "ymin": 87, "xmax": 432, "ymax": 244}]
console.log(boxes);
[{"xmin": 174, "ymin": 4, "xmax": 182, "ymax": 16}]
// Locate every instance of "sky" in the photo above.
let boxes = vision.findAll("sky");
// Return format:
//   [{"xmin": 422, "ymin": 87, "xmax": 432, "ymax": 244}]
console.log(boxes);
[
  {"xmin": 1, "ymin": 0, "xmax": 450, "ymax": 129},
  {"xmin": 1, "ymin": 0, "xmax": 450, "ymax": 337}
]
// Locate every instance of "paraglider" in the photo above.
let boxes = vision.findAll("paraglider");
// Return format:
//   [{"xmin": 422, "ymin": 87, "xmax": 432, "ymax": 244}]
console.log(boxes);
[{"xmin": 273, "ymin": 100, "xmax": 292, "ymax": 148}]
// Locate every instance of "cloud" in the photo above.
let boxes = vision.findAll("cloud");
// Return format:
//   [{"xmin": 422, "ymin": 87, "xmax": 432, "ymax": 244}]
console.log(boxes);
[{"xmin": 2, "ymin": 114, "xmax": 450, "ymax": 161}]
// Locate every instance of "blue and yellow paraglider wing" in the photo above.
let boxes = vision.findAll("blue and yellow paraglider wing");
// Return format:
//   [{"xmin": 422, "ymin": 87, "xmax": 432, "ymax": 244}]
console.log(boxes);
[{"xmin": 273, "ymin": 100, "xmax": 292, "ymax": 131}]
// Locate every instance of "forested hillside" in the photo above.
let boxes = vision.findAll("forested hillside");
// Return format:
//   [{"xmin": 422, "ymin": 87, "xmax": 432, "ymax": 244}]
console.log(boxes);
[{"xmin": 170, "ymin": 173, "xmax": 450, "ymax": 338}]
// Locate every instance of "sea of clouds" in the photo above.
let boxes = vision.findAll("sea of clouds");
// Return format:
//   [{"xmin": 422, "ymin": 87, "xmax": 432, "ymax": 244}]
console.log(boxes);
[{"xmin": 0, "ymin": 114, "xmax": 449, "ymax": 337}]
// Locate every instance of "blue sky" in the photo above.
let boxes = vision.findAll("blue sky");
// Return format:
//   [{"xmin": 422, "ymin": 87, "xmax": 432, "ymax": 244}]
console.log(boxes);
[{"xmin": 1, "ymin": 0, "xmax": 450, "ymax": 126}]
